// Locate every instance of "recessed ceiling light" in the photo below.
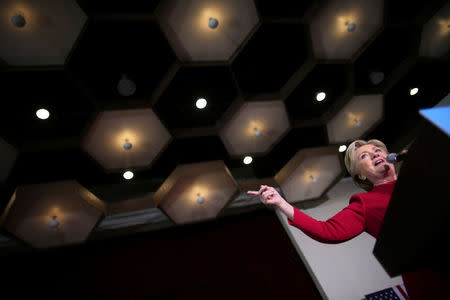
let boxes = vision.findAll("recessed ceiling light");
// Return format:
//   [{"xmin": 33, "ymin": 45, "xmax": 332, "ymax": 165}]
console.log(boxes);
[
  {"xmin": 254, "ymin": 128, "xmax": 262, "ymax": 137},
  {"xmin": 11, "ymin": 14, "xmax": 26, "ymax": 28},
  {"xmin": 36, "ymin": 108, "xmax": 50, "ymax": 120},
  {"xmin": 369, "ymin": 71, "xmax": 384, "ymax": 85},
  {"xmin": 197, "ymin": 196, "xmax": 205, "ymax": 204},
  {"xmin": 347, "ymin": 23, "xmax": 356, "ymax": 32},
  {"xmin": 208, "ymin": 18, "xmax": 219, "ymax": 29},
  {"xmin": 339, "ymin": 145, "xmax": 347, "ymax": 152},
  {"xmin": 316, "ymin": 92, "xmax": 326, "ymax": 101},
  {"xmin": 48, "ymin": 216, "xmax": 59, "ymax": 228},
  {"xmin": 117, "ymin": 74, "xmax": 136, "ymax": 97},
  {"xmin": 196, "ymin": 98, "xmax": 207, "ymax": 109},
  {"xmin": 123, "ymin": 142, "xmax": 132, "ymax": 150},
  {"xmin": 410, "ymin": 87, "xmax": 419, "ymax": 96},
  {"xmin": 243, "ymin": 156, "xmax": 253, "ymax": 165},
  {"xmin": 123, "ymin": 171, "xmax": 134, "ymax": 180},
  {"xmin": 310, "ymin": 175, "xmax": 318, "ymax": 183}
]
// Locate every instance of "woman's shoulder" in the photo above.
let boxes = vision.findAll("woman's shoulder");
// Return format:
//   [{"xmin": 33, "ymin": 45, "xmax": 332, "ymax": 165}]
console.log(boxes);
[
  {"xmin": 349, "ymin": 191, "xmax": 370, "ymax": 204},
  {"xmin": 350, "ymin": 186, "xmax": 386, "ymax": 204}
]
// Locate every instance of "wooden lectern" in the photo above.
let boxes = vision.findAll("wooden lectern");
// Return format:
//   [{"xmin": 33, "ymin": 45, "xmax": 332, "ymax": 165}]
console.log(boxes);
[{"xmin": 373, "ymin": 112, "xmax": 450, "ymax": 280}]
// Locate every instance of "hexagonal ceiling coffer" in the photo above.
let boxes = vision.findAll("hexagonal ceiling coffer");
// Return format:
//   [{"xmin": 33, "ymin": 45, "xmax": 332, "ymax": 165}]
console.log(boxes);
[
  {"xmin": 419, "ymin": 1, "xmax": 450, "ymax": 58},
  {"xmin": 0, "ymin": 0, "xmax": 87, "ymax": 65},
  {"xmin": 310, "ymin": 0, "xmax": 383, "ymax": 59},
  {"xmin": 219, "ymin": 100, "xmax": 290, "ymax": 157},
  {"xmin": 82, "ymin": 109, "xmax": 171, "ymax": 172},
  {"xmin": 153, "ymin": 161, "xmax": 239, "ymax": 225},
  {"xmin": 327, "ymin": 94, "xmax": 383, "ymax": 144},
  {"xmin": 0, "ymin": 180, "xmax": 106, "ymax": 248},
  {"xmin": 158, "ymin": 0, "xmax": 259, "ymax": 61},
  {"xmin": 275, "ymin": 146, "xmax": 342, "ymax": 203},
  {"xmin": 0, "ymin": 138, "xmax": 18, "ymax": 182}
]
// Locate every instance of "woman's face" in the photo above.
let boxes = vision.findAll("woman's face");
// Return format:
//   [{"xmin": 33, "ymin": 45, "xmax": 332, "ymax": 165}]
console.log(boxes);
[{"xmin": 355, "ymin": 144, "xmax": 393, "ymax": 181}]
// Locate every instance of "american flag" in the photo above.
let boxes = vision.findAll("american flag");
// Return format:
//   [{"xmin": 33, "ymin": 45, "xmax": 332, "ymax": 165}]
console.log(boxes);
[{"xmin": 365, "ymin": 284, "xmax": 409, "ymax": 300}]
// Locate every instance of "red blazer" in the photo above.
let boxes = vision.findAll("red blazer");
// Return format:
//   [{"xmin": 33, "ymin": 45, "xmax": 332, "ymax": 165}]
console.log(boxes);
[
  {"xmin": 287, "ymin": 180, "xmax": 449, "ymax": 299},
  {"xmin": 287, "ymin": 180, "xmax": 395, "ymax": 242}
]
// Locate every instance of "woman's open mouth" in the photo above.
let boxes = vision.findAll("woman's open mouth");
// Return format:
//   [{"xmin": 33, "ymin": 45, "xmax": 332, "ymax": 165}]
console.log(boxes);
[{"xmin": 374, "ymin": 159, "xmax": 384, "ymax": 166}]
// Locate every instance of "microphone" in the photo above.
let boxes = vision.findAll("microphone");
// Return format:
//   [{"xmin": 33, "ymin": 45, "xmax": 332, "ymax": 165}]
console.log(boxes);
[{"xmin": 386, "ymin": 152, "xmax": 407, "ymax": 164}]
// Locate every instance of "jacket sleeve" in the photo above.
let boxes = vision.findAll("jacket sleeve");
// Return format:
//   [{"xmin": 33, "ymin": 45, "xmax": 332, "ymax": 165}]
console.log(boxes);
[{"xmin": 287, "ymin": 196, "xmax": 366, "ymax": 243}]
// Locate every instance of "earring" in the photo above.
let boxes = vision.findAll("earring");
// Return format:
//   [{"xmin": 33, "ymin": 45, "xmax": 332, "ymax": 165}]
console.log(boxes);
[{"xmin": 359, "ymin": 175, "xmax": 366, "ymax": 181}]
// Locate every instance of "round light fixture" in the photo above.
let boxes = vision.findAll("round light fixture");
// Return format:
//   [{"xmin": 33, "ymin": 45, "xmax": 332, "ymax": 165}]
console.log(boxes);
[
  {"xmin": 355, "ymin": 120, "xmax": 362, "ymax": 127},
  {"xmin": 347, "ymin": 23, "xmax": 356, "ymax": 32},
  {"xmin": 339, "ymin": 145, "xmax": 347, "ymax": 153},
  {"xmin": 36, "ymin": 108, "xmax": 50, "ymax": 120},
  {"xmin": 316, "ymin": 92, "xmax": 326, "ymax": 102},
  {"xmin": 208, "ymin": 18, "xmax": 219, "ymax": 29},
  {"xmin": 254, "ymin": 128, "xmax": 262, "ymax": 137},
  {"xmin": 117, "ymin": 74, "xmax": 136, "ymax": 96},
  {"xmin": 48, "ymin": 216, "xmax": 59, "ymax": 228},
  {"xmin": 196, "ymin": 98, "xmax": 207, "ymax": 109},
  {"xmin": 11, "ymin": 14, "xmax": 26, "ymax": 28},
  {"xmin": 123, "ymin": 142, "xmax": 132, "ymax": 150},
  {"xmin": 243, "ymin": 156, "xmax": 253, "ymax": 165},
  {"xmin": 123, "ymin": 171, "xmax": 134, "ymax": 180},
  {"xmin": 310, "ymin": 175, "xmax": 318, "ymax": 183},
  {"xmin": 369, "ymin": 71, "xmax": 384, "ymax": 85},
  {"xmin": 197, "ymin": 196, "xmax": 205, "ymax": 204},
  {"xmin": 410, "ymin": 87, "xmax": 419, "ymax": 96}
]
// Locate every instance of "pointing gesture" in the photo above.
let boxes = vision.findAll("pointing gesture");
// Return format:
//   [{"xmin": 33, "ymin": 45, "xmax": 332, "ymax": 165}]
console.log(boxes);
[
  {"xmin": 247, "ymin": 185, "xmax": 283, "ymax": 206},
  {"xmin": 248, "ymin": 185, "xmax": 294, "ymax": 220}
]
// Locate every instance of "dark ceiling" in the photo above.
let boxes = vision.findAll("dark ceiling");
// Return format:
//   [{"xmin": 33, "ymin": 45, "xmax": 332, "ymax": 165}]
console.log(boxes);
[{"xmin": 0, "ymin": 0, "xmax": 449, "ymax": 213}]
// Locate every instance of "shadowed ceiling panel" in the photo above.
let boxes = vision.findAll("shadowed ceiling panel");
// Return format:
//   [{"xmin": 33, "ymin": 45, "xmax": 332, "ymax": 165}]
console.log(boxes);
[
  {"xmin": 0, "ymin": 138, "xmax": 18, "ymax": 182},
  {"xmin": 147, "ymin": 136, "xmax": 230, "ymax": 179},
  {"xmin": 68, "ymin": 19, "xmax": 176, "ymax": 107},
  {"xmin": 10, "ymin": 149, "xmax": 109, "ymax": 186},
  {"xmin": 385, "ymin": 0, "xmax": 448, "ymax": 26},
  {"xmin": 285, "ymin": 63, "xmax": 351, "ymax": 120},
  {"xmin": 368, "ymin": 61, "xmax": 450, "ymax": 149},
  {"xmin": 354, "ymin": 26, "xmax": 421, "ymax": 92},
  {"xmin": 154, "ymin": 66, "xmax": 237, "ymax": 129},
  {"xmin": 251, "ymin": 126, "xmax": 329, "ymax": 178},
  {"xmin": 0, "ymin": 70, "xmax": 95, "ymax": 147},
  {"xmin": 76, "ymin": 0, "xmax": 161, "ymax": 15},
  {"xmin": 232, "ymin": 23, "xmax": 309, "ymax": 94},
  {"xmin": 254, "ymin": 0, "xmax": 319, "ymax": 19}
]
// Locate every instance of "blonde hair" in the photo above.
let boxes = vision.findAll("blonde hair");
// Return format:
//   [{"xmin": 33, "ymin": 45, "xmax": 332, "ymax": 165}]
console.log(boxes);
[{"xmin": 344, "ymin": 139, "xmax": 388, "ymax": 191}]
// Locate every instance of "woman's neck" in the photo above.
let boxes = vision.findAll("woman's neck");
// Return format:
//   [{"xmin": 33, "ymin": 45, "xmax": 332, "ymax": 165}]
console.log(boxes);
[
  {"xmin": 372, "ymin": 165, "xmax": 397, "ymax": 186},
  {"xmin": 373, "ymin": 176, "xmax": 397, "ymax": 186}
]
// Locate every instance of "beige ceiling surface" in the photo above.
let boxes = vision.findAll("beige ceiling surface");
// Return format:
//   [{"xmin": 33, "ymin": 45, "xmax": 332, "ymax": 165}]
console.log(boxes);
[
  {"xmin": 0, "ymin": 0, "xmax": 86, "ymax": 65},
  {"xmin": 0, "ymin": 180, "xmax": 106, "ymax": 248},
  {"xmin": 159, "ymin": 0, "xmax": 259, "ymax": 61}
]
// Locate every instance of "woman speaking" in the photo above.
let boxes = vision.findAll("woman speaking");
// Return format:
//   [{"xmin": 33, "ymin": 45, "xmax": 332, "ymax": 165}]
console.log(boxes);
[{"xmin": 248, "ymin": 139, "xmax": 449, "ymax": 299}]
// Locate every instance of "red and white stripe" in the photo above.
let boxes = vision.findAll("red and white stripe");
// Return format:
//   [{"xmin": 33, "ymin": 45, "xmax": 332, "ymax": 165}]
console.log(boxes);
[{"xmin": 393, "ymin": 283, "xmax": 409, "ymax": 300}]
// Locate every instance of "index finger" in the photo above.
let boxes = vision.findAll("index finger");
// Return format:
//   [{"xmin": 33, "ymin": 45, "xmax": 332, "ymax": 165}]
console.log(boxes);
[{"xmin": 247, "ymin": 191, "xmax": 259, "ymax": 195}]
